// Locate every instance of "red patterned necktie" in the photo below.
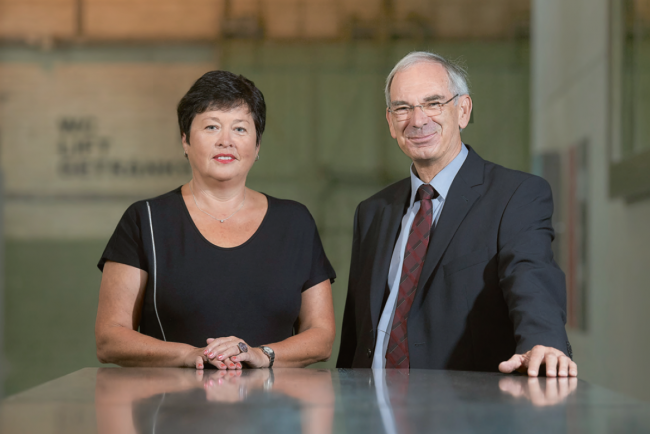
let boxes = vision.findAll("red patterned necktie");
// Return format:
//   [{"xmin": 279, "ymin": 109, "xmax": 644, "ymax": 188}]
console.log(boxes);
[{"xmin": 386, "ymin": 184, "xmax": 438, "ymax": 369}]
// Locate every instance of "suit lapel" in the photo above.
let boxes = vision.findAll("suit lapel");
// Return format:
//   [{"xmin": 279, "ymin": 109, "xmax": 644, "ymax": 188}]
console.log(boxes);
[
  {"xmin": 369, "ymin": 180, "xmax": 410, "ymax": 332},
  {"xmin": 410, "ymin": 147, "xmax": 485, "ymax": 318}
]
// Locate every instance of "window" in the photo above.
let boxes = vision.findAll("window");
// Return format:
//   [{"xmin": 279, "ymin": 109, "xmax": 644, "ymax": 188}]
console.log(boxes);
[{"xmin": 611, "ymin": 0, "xmax": 650, "ymax": 200}]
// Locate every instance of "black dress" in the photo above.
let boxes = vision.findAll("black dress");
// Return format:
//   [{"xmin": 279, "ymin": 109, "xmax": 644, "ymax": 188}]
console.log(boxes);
[{"xmin": 98, "ymin": 187, "xmax": 336, "ymax": 349}]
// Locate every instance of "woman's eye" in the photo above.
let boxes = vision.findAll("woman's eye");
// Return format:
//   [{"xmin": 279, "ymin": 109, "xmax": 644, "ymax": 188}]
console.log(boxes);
[
  {"xmin": 235, "ymin": 127, "xmax": 246, "ymax": 133},
  {"xmin": 206, "ymin": 125, "xmax": 218, "ymax": 130}
]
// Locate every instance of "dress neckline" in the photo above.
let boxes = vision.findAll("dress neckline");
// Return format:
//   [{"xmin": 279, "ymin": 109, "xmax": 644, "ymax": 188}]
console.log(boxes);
[{"xmin": 176, "ymin": 186, "xmax": 271, "ymax": 250}]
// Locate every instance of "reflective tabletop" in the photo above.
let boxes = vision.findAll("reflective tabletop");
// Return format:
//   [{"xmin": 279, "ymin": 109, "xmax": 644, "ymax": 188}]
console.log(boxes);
[{"xmin": 1, "ymin": 368, "xmax": 649, "ymax": 433}]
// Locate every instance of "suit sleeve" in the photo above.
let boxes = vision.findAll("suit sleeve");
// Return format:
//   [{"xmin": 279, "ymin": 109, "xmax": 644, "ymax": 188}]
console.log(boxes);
[
  {"xmin": 497, "ymin": 176, "xmax": 571, "ymax": 357},
  {"xmin": 336, "ymin": 205, "xmax": 361, "ymax": 368}
]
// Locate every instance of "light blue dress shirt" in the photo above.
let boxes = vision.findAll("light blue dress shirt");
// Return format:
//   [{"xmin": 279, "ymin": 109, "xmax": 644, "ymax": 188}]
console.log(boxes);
[{"xmin": 371, "ymin": 143, "xmax": 469, "ymax": 369}]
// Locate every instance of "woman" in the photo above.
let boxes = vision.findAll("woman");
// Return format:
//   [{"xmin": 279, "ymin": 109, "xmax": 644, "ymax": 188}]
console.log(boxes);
[{"xmin": 95, "ymin": 71, "xmax": 336, "ymax": 370}]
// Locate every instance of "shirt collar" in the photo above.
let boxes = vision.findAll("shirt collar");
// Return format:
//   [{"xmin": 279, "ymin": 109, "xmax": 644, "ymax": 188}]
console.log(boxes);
[{"xmin": 409, "ymin": 143, "xmax": 469, "ymax": 206}]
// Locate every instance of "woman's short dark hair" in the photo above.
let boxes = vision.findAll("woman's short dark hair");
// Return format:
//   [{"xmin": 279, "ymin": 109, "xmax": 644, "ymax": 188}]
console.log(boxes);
[{"xmin": 177, "ymin": 70, "xmax": 266, "ymax": 145}]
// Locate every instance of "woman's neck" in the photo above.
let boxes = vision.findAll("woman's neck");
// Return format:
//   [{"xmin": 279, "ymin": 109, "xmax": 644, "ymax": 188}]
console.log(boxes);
[{"xmin": 190, "ymin": 175, "xmax": 247, "ymax": 206}]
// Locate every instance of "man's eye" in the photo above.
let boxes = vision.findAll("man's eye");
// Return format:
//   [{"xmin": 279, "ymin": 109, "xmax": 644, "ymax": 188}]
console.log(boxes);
[
  {"xmin": 425, "ymin": 102, "xmax": 441, "ymax": 109},
  {"xmin": 394, "ymin": 106, "xmax": 410, "ymax": 113}
]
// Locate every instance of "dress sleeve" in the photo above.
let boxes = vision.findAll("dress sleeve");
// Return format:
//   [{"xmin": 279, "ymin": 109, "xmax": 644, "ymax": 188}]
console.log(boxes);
[
  {"xmin": 301, "ymin": 217, "xmax": 336, "ymax": 292},
  {"xmin": 97, "ymin": 203, "xmax": 148, "ymax": 272}
]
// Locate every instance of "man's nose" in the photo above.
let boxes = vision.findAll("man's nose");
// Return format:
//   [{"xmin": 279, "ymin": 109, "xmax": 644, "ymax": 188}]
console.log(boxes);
[{"xmin": 410, "ymin": 105, "xmax": 429, "ymax": 127}]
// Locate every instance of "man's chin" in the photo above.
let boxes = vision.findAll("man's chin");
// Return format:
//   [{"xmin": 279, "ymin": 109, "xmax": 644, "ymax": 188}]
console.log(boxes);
[{"xmin": 406, "ymin": 146, "xmax": 442, "ymax": 163}]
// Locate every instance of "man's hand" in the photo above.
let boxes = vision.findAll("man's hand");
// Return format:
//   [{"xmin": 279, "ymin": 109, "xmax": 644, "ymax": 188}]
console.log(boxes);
[{"xmin": 498, "ymin": 345, "xmax": 578, "ymax": 377}]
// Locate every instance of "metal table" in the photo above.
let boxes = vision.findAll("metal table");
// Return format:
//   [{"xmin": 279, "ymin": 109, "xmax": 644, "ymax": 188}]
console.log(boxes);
[{"xmin": 1, "ymin": 368, "xmax": 649, "ymax": 433}]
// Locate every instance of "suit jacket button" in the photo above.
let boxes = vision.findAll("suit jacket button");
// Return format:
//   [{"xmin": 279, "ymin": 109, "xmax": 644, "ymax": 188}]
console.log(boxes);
[{"xmin": 367, "ymin": 348, "xmax": 372, "ymax": 358}]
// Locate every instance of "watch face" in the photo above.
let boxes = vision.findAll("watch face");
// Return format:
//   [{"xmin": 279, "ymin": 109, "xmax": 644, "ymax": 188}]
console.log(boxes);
[{"xmin": 260, "ymin": 346, "xmax": 275, "ymax": 366}]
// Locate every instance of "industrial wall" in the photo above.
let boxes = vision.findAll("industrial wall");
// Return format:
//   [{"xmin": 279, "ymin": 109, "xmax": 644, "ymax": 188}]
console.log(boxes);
[
  {"xmin": 532, "ymin": 0, "xmax": 650, "ymax": 402},
  {"xmin": 0, "ymin": 0, "xmax": 531, "ymax": 394}
]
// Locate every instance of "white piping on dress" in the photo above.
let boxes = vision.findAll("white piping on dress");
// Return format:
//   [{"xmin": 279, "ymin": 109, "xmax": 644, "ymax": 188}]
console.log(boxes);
[{"xmin": 146, "ymin": 201, "xmax": 166, "ymax": 341}]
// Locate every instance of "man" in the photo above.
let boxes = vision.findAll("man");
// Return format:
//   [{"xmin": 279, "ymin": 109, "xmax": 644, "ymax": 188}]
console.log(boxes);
[{"xmin": 337, "ymin": 52, "xmax": 577, "ymax": 377}]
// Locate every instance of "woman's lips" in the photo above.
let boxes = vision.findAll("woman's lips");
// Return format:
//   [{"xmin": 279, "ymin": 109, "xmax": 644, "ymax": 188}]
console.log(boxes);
[{"xmin": 214, "ymin": 154, "xmax": 236, "ymax": 164}]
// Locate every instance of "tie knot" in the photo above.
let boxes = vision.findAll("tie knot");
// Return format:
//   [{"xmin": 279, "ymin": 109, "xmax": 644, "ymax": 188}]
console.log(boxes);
[{"xmin": 416, "ymin": 184, "xmax": 437, "ymax": 202}]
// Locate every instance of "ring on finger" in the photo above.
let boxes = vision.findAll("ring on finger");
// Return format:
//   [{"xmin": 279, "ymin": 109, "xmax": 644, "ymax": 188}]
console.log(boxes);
[{"xmin": 238, "ymin": 342, "xmax": 249, "ymax": 354}]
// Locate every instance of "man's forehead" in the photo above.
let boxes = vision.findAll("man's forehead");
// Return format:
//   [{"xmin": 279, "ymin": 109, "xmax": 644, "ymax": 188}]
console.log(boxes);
[{"xmin": 390, "ymin": 62, "xmax": 450, "ymax": 99}]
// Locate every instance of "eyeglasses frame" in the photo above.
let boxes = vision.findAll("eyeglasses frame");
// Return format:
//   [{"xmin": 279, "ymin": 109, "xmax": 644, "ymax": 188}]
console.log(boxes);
[{"xmin": 388, "ymin": 94, "xmax": 460, "ymax": 121}]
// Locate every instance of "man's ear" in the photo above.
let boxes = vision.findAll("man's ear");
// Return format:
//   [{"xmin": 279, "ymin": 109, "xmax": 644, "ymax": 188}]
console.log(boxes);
[
  {"xmin": 458, "ymin": 95, "xmax": 472, "ymax": 130},
  {"xmin": 386, "ymin": 108, "xmax": 398, "ymax": 139}
]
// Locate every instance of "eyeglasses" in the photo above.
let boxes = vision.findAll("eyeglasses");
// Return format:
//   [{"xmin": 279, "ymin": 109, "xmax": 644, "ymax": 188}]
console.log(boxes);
[{"xmin": 388, "ymin": 94, "xmax": 459, "ymax": 121}]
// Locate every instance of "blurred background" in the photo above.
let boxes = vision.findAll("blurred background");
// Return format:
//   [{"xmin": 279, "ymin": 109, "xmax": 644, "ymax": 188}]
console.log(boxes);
[{"xmin": 0, "ymin": 0, "xmax": 648, "ymax": 402}]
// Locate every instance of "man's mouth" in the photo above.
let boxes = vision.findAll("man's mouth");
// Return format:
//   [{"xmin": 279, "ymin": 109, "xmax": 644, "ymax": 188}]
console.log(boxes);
[{"xmin": 407, "ymin": 131, "xmax": 437, "ymax": 143}]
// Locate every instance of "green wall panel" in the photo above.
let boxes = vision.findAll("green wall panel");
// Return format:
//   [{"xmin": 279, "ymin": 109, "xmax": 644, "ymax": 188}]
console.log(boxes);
[{"xmin": 4, "ymin": 240, "xmax": 107, "ymax": 395}]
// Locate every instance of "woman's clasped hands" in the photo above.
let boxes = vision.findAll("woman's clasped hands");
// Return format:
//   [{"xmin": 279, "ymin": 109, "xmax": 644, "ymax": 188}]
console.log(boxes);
[{"xmin": 190, "ymin": 336, "xmax": 271, "ymax": 370}]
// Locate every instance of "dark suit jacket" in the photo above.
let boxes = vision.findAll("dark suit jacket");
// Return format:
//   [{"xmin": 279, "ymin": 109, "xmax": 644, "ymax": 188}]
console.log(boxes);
[{"xmin": 336, "ymin": 146, "xmax": 571, "ymax": 371}]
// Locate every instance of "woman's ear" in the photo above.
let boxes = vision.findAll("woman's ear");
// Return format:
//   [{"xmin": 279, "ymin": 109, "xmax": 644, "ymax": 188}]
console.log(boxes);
[{"xmin": 181, "ymin": 133, "xmax": 190, "ymax": 158}]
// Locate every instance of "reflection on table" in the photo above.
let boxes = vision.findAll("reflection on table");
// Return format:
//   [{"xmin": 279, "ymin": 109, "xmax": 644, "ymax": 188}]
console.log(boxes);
[
  {"xmin": 95, "ymin": 368, "xmax": 334, "ymax": 434},
  {"xmin": 2, "ymin": 368, "xmax": 650, "ymax": 434},
  {"xmin": 369, "ymin": 370, "xmax": 580, "ymax": 434}
]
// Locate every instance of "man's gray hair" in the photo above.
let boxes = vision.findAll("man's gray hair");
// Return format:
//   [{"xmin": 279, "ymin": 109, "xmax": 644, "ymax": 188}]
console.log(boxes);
[{"xmin": 385, "ymin": 51, "xmax": 470, "ymax": 107}]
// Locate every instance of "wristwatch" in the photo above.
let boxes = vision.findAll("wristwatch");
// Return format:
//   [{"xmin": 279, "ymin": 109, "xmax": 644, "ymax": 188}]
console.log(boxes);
[{"xmin": 258, "ymin": 345, "xmax": 275, "ymax": 368}]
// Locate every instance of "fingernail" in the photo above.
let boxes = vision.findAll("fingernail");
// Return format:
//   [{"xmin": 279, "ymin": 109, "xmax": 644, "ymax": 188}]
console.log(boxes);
[
  {"xmin": 231, "ymin": 356, "xmax": 237, "ymax": 361},
  {"xmin": 209, "ymin": 380, "xmax": 214, "ymax": 386},
  {"xmin": 198, "ymin": 364, "xmax": 203, "ymax": 369},
  {"xmin": 229, "ymin": 363, "xmax": 234, "ymax": 367},
  {"xmin": 529, "ymin": 370, "xmax": 537, "ymax": 376},
  {"xmin": 237, "ymin": 364, "xmax": 241, "ymax": 368},
  {"xmin": 217, "ymin": 355, "xmax": 224, "ymax": 360},
  {"xmin": 559, "ymin": 371, "xmax": 566, "ymax": 376},
  {"xmin": 570, "ymin": 370, "xmax": 577, "ymax": 376},
  {"xmin": 208, "ymin": 352, "xmax": 214, "ymax": 358},
  {"xmin": 203, "ymin": 350, "xmax": 208, "ymax": 355}
]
